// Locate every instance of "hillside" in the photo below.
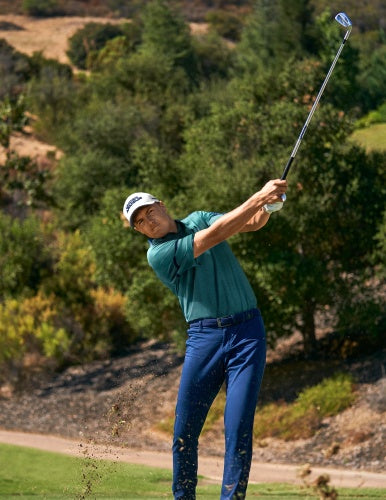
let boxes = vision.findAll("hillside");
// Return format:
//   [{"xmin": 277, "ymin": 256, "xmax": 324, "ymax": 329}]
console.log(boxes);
[
  {"xmin": 0, "ymin": 6, "xmax": 384, "ymax": 481},
  {"xmin": 0, "ymin": 337, "xmax": 385, "ymax": 474}
]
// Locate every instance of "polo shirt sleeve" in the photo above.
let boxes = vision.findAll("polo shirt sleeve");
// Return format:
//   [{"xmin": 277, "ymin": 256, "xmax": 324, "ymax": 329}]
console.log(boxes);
[{"xmin": 147, "ymin": 234, "xmax": 196, "ymax": 284}]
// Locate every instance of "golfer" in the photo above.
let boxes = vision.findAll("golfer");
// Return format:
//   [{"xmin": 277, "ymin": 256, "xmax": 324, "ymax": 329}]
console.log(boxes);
[{"xmin": 123, "ymin": 179, "xmax": 287, "ymax": 499}]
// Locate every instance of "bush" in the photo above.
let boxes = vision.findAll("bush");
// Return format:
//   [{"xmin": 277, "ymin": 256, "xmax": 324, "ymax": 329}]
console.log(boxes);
[
  {"xmin": 356, "ymin": 102, "xmax": 386, "ymax": 129},
  {"xmin": 205, "ymin": 9, "xmax": 245, "ymax": 42},
  {"xmin": 0, "ymin": 151, "xmax": 52, "ymax": 208},
  {"xmin": 66, "ymin": 22, "xmax": 124, "ymax": 70},
  {"xmin": 22, "ymin": 0, "xmax": 59, "ymax": 17},
  {"xmin": 90, "ymin": 287, "xmax": 137, "ymax": 355},
  {"xmin": 0, "ymin": 294, "xmax": 70, "ymax": 386},
  {"xmin": 254, "ymin": 373, "xmax": 356, "ymax": 441},
  {"xmin": 0, "ymin": 213, "xmax": 47, "ymax": 299}
]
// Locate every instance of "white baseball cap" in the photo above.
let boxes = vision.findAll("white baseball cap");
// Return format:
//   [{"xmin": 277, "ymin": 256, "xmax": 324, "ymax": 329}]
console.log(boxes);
[{"xmin": 123, "ymin": 192, "xmax": 160, "ymax": 227}]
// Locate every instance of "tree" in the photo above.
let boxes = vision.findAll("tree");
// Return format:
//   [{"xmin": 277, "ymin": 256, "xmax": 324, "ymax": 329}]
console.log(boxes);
[
  {"xmin": 67, "ymin": 22, "xmax": 125, "ymax": 70},
  {"xmin": 140, "ymin": 0, "xmax": 198, "ymax": 85},
  {"xmin": 0, "ymin": 213, "xmax": 47, "ymax": 299},
  {"xmin": 235, "ymin": 0, "xmax": 316, "ymax": 75},
  {"xmin": 177, "ymin": 65, "xmax": 386, "ymax": 355}
]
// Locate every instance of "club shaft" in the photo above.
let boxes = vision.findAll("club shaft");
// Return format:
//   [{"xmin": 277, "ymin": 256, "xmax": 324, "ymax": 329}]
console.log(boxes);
[{"xmin": 281, "ymin": 27, "xmax": 351, "ymax": 180}]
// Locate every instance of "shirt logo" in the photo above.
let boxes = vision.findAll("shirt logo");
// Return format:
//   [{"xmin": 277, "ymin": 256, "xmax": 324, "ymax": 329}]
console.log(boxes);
[{"xmin": 125, "ymin": 196, "xmax": 142, "ymax": 213}]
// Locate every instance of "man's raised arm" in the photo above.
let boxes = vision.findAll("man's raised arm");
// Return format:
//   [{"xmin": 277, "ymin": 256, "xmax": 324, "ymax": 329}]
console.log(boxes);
[{"xmin": 193, "ymin": 179, "xmax": 287, "ymax": 258}]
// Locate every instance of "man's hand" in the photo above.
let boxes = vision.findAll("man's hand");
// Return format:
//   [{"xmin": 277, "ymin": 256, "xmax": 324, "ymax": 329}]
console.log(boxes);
[
  {"xmin": 193, "ymin": 178, "xmax": 288, "ymax": 257},
  {"xmin": 257, "ymin": 179, "xmax": 287, "ymax": 204}
]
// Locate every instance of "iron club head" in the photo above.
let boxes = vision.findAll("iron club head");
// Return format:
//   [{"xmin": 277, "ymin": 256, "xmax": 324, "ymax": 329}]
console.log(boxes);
[{"xmin": 335, "ymin": 12, "xmax": 352, "ymax": 28}]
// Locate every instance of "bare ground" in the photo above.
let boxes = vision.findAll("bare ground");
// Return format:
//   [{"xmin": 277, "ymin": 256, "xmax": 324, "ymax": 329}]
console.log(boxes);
[
  {"xmin": 0, "ymin": 14, "xmax": 207, "ymax": 65},
  {"xmin": 0, "ymin": 14, "xmax": 127, "ymax": 64}
]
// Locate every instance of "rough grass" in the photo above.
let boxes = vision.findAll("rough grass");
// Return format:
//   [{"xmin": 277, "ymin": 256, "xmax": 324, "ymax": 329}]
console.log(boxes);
[{"xmin": 350, "ymin": 123, "xmax": 386, "ymax": 152}]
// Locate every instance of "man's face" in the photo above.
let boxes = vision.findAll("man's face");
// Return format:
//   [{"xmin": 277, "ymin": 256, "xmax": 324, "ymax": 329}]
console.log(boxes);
[{"xmin": 133, "ymin": 202, "xmax": 175, "ymax": 238}]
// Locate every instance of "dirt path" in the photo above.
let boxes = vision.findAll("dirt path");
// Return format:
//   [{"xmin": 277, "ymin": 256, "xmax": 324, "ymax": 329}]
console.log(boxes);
[{"xmin": 1, "ymin": 429, "xmax": 385, "ymax": 489}]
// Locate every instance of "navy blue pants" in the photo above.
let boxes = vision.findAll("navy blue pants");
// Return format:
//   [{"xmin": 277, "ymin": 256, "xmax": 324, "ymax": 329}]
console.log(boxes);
[{"xmin": 172, "ymin": 308, "xmax": 266, "ymax": 499}]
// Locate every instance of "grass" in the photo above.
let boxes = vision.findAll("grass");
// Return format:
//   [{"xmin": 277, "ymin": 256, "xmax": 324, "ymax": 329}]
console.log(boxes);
[
  {"xmin": 350, "ymin": 123, "xmax": 386, "ymax": 152},
  {"xmin": 0, "ymin": 443, "xmax": 385, "ymax": 499}
]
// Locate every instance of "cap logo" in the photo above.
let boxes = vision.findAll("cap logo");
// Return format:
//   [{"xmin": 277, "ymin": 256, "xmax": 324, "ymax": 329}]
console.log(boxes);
[{"xmin": 125, "ymin": 196, "xmax": 142, "ymax": 213}]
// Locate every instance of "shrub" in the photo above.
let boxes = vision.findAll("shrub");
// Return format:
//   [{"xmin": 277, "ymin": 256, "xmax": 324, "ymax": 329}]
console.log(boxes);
[
  {"xmin": 356, "ymin": 102, "xmax": 386, "ymax": 129},
  {"xmin": 66, "ymin": 22, "xmax": 124, "ymax": 70},
  {"xmin": 90, "ymin": 287, "xmax": 137, "ymax": 355},
  {"xmin": 205, "ymin": 9, "xmax": 245, "ymax": 42},
  {"xmin": 254, "ymin": 373, "xmax": 356, "ymax": 441},
  {"xmin": 0, "ymin": 294, "xmax": 70, "ymax": 386},
  {"xmin": 0, "ymin": 213, "xmax": 47, "ymax": 299},
  {"xmin": 22, "ymin": 0, "xmax": 59, "ymax": 17}
]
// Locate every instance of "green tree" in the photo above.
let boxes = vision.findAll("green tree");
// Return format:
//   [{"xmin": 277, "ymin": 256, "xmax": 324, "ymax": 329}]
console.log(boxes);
[
  {"xmin": 235, "ymin": 0, "xmax": 316, "ymax": 75},
  {"xmin": 85, "ymin": 188, "xmax": 145, "ymax": 292},
  {"xmin": 53, "ymin": 150, "xmax": 130, "ymax": 229},
  {"xmin": 0, "ymin": 213, "xmax": 47, "ymax": 299},
  {"xmin": 357, "ymin": 45, "xmax": 386, "ymax": 113},
  {"xmin": 140, "ymin": 0, "xmax": 198, "ymax": 85},
  {"xmin": 66, "ymin": 22, "xmax": 125, "ymax": 70}
]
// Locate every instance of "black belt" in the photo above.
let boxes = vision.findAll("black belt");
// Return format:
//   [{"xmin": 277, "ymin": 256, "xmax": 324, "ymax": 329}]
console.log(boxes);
[{"xmin": 189, "ymin": 308, "xmax": 259, "ymax": 329}]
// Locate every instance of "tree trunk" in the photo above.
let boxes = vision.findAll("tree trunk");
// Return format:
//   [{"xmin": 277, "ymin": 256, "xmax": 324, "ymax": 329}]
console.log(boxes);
[{"xmin": 301, "ymin": 301, "xmax": 317, "ymax": 356}]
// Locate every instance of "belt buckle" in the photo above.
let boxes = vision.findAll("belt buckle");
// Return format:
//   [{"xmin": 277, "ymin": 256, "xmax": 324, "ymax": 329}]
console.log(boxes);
[{"xmin": 217, "ymin": 316, "xmax": 232, "ymax": 328}]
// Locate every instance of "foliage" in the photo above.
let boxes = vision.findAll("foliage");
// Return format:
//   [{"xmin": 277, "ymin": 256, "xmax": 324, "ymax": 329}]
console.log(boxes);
[
  {"xmin": 140, "ymin": 0, "xmax": 198, "ymax": 86},
  {"xmin": 85, "ymin": 188, "xmax": 145, "ymax": 291},
  {"xmin": 0, "ymin": 39, "xmax": 31, "ymax": 99},
  {"xmin": 0, "ymin": 294, "xmax": 70, "ymax": 385},
  {"xmin": 357, "ymin": 45, "xmax": 386, "ymax": 113},
  {"xmin": 0, "ymin": 151, "xmax": 52, "ymax": 207},
  {"xmin": 235, "ymin": 0, "xmax": 317, "ymax": 75},
  {"xmin": 0, "ymin": 213, "xmax": 47, "ymax": 299},
  {"xmin": 40, "ymin": 230, "xmax": 135, "ymax": 360},
  {"xmin": 22, "ymin": 0, "xmax": 59, "ymax": 17},
  {"xmin": 193, "ymin": 32, "xmax": 235, "ymax": 81},
  {"xmin": 356, "ymin": 102, "xmax": 386, "ymax": 129},
  {"xmin": 374, "ymin": 211, "xmax": 386, "ymax": 276},
  {"xmin": 53, "ymin": 150, "xmax": 130, "ymax": 229},
  {"xmin": 125, "ymin": 269, "xmax": 186, "ymax": 341},
  {"xmin": 205, "ymin": 9, "xmax": 245, "ymax": 41},
  {"xmin": 1, "ymin": 0, "xmax": 385, "ymax": 370},
  {"xmin": 253, "ymin": 373, "xmax": 356, "ymax": 440},
  {"xmin": 0, "ymin": 95, "xmax": 28, "ymax": 147},
  {"xmin": 66, "ymin": 22, "xmax": 125, "ymax": 69}
]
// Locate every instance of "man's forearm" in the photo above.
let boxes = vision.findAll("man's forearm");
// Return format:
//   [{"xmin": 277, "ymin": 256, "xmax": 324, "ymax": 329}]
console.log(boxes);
[
  {"xmin": 194, "ymin": 193, "xmax": 269, "ymax": 257},
  {"xmin": 193, "ymin": 179, "xmax": 287, "ymax": 258},
  {"xmin": 239, "ymin": 208, "xmax": 270, "ymax": 232}
]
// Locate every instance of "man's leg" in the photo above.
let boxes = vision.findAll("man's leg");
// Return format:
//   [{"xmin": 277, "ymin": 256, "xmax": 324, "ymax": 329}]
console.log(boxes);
[
  {"xmin": 173, "ymin": 325, "xmax": 225, "ymax": 499},
  {"xmin": 221, "ymin": 314, "xmax": 266, "ymax": 499}
]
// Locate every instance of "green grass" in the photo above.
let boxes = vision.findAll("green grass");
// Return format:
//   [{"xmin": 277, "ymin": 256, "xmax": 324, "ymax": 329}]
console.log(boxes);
[
  {"xmin": 350, "ymin": 123, "xmax": 386, "ymax": 152},
  {"xmin": 0, "ymin": 443, "xmax": 385, "ymax": 499}
]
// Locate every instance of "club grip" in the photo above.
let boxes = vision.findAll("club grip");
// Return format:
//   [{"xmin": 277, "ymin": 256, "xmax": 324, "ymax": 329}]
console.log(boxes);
[{"xmin": 281, "ymin": 157, "xmax": 294, "ymax": 180}]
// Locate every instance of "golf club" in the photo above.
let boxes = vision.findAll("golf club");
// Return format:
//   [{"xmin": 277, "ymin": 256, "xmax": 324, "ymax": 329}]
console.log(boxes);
[{"xmin": 280, "ymin": 12, "xmax": 353, "ymax": 182}]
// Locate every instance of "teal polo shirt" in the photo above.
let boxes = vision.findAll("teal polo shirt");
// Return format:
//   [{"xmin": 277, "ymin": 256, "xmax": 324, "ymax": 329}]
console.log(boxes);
[{"xmin": 147, "ymin": 211, "xmax": 257, "ymax": 322}]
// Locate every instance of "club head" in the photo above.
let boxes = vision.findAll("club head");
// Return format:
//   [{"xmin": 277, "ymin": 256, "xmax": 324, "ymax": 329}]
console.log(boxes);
[{"xmin": 335, "ymin": 12, "xmax": 352, "ymax": 28}]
